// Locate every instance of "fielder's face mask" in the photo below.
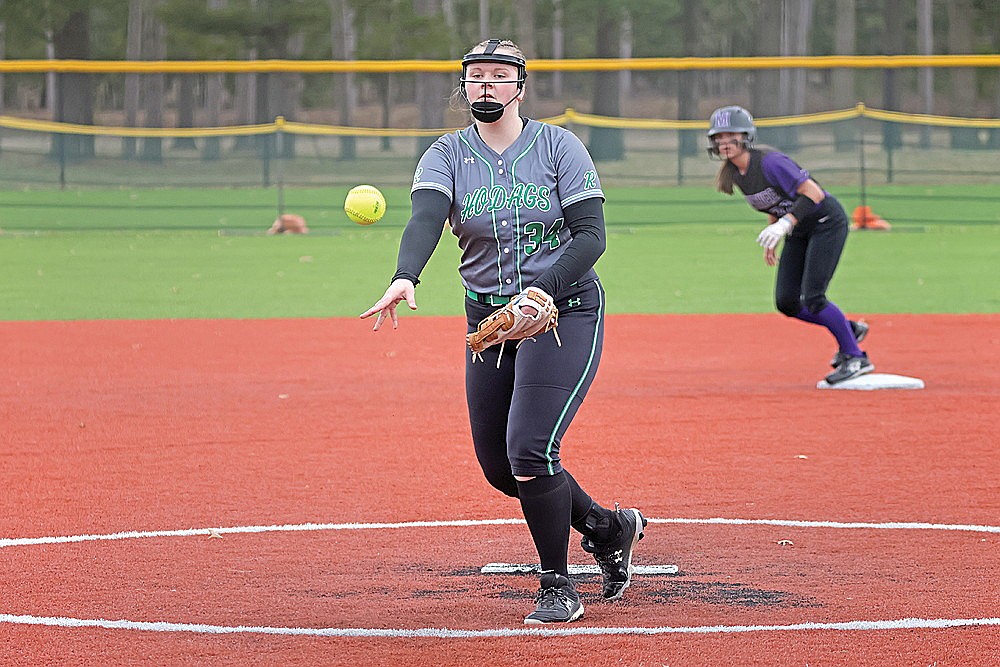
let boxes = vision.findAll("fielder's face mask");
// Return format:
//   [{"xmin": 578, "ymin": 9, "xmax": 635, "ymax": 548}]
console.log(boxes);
[{"xmin": 460, "ymin": 39, "xmax": 527, "ymax": 123}]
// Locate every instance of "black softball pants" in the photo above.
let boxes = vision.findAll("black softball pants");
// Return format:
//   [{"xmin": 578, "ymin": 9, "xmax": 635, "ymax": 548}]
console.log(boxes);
[
  {"xmin": 774, "ymin": 195, "xmax": 850, "ymax": 316},
  {"xmin": 464, "ymin": 279, "xmax": 605, "ymax": 493}
]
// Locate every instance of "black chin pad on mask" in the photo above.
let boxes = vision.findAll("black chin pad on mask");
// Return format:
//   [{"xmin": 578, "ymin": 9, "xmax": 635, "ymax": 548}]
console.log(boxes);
[{"xmin": 471, "ymin": 101, "xmax": 504, "ymax": 123}]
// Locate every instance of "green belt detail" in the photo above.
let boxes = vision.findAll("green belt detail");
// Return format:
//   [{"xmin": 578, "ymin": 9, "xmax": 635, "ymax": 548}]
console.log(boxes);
[{"xmin": 466, "ymin": 289, "xmax": 512, "ymax": 306}]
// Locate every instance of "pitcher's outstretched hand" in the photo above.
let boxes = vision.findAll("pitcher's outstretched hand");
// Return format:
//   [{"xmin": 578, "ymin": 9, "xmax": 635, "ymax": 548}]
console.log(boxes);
[{"xmin": 360, "ymin": 278, "xmax": 417, "ymax": 331}]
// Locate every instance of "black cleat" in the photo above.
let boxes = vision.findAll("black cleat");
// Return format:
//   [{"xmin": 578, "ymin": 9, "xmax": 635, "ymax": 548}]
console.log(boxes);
[
  {"xmin": 523, "ymin": 571, "xmax": 584, "ymax": 624},
  {"xmin": 580, "ymin": 507, "xmax": 647, "ymax": 601},
  {"xmin": 831, "ymin": 320, "xmax": 870, "ymax": 368},
  {"xmin": 825, "ymin": 352, "xmax": 874, "ymax": 385}
]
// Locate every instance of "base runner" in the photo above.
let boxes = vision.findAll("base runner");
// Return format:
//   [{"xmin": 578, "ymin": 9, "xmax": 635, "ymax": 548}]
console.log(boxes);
[{"xmin": 707, "ymin": 105, "xmax": 873, "ymax": 385}]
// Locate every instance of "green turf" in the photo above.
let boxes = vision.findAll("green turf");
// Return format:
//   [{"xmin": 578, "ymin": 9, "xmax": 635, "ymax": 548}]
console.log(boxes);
[{"xmin": 0, "ymin": 186, "xmax": 997, "ymax": 320}]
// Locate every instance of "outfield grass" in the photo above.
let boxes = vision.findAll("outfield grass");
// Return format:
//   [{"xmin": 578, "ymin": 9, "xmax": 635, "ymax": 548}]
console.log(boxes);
[{"xmin": 1, "ymin": 186, "xmax": 997, "ymax": 320}]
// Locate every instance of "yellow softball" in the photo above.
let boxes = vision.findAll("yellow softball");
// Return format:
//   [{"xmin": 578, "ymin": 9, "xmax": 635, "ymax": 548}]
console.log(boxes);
[{"xmin": 344, "ymin": 185, "xmax": 386, "ymax": 226}]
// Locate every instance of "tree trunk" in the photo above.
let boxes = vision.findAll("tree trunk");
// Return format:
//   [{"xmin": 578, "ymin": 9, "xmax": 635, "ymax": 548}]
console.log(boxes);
[
  {"xmin": 880, "ymin": 0, "xmax": 904, "ymax": 150},
  {"xmin": 0, "ymin": 21, "xmax": 6, "ymax": 112},
  {"xmin": 619, "ymin": 9, "xmax": 632, "ymax": 114},
  {"xmin": 790, "ymin": 0, "xmax": 812, "ymax": 114},
  {"xmin": 514, "ymin": 0, "xmax": 534, "ymax": 57},
  {"xmin": 992, "ymin": 8, "xmax": 1000, "ymax": 148},
  {"xmin": 442, "ymin": 0, "xmax": 457, "ymax": 54},
  {"xmin": 751, "ymin": 0, "xmax": 782, "ymax": 146},
  {"xmin": 947, "ymin": 0, "xmax": 979, "ymax": 148},
  {"xmin": 233, "ymin": 46, "xmax": 258, "ymax": 152},
  {"xmin": 201, "ymin": 0, "xmax": 226, "ymax": 160},
  {"xmin": 140, "ymin": 2, "xmax": 166, "ymax": 162},
  {"xmin": 478, "ymin": 0, "xmax": 489, "ymax": 40},
  {"xmin": 273, "ymin": 31, "xmax": 305, "ymax": 158},
  {"xmin": 588, "ymin": 2, "xmax": 623, "ymax": 161},
  {"xmin": 53, "ymin": 10, "xmax": 95, "ymax": 160},
  {"xmin": 832, "ymin": 0, "xmax": 856, "ymax": 151},
  {"xmin": 776, "ymin": 0, "xmax": 813, "ymax": 149},
  {"xmin": 917, "ymin": 0, "xmax": 933, "ymax": 147},
  {"xmin": 514, "ymin": 0, "xmax": 536, "ymax": 116},
  {"xmin": 380, "ymin": 74, "xmax": 393, "ymax": 151},
  {"xmin": 331, "ymin": 0, "xmax": 357, "ymax": 160},
  {"xmin": 124, "ymin": 0, "xmax": 143, "ymax": 158},
  {"xmin": 550, "ymin": 0, "xmax": 563, "ymax": 98},
  {"xmin": 173, "ymin": 75, "xmax": 199, "ymax": 149},
  {"xmin": 678, "ymin": 0, "xmax": 704, "ymax": 157},
  {"xmin": 414, "ymin": 0, "xmax": 446, "ymax": 157},
  {"xmin": 45, "ymin": 31, "xmax": 56, "ymax": 113},
  {"xmin": 202, "ymin": 73, "xmax": 223, "ymax": 159}
]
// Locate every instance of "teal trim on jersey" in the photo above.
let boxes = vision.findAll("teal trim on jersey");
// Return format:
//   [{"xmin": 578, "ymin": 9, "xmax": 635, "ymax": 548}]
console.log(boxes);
[
  {"xmin": 457, "ymin": 130, "xmax": 503, "ymax": 293},
  {"xmin": 509, "ymin": 123, "xmax": 548, "ymax": 292},
  {"xmin": 545, "ymin": 280, "xmax": 603, "ymax": 475}
]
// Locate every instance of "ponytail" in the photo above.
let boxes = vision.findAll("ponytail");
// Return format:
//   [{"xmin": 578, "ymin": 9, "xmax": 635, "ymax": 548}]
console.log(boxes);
[{"xmin": 716, "ymin": 161, "xmax": 737, "ymax": 195}]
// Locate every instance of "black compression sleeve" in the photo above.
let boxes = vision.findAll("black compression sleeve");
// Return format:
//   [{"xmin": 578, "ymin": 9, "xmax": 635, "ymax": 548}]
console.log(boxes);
[
  {"xmin": 531, "ymin": 197, "xmax": 606, "ymax": 298},
  {"xmin": 391, "ymin": 189, "xmax": 452, "ymax": 286}
]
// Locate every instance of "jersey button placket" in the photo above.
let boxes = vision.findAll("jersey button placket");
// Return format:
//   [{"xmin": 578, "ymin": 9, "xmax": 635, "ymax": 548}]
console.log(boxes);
[
  {"xmin": 500, "ymin": 219, "xmax": 512, "ymax": 286},
  {"xmin": 498, "ymin": 155, "xmax": 513, "ymax": 288}
]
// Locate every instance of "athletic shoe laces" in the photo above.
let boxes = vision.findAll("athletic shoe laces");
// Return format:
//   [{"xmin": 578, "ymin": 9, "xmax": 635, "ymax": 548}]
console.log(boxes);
[{"xmin": 535, "ymin": 585, "xmax": 574, "ymax": 611}]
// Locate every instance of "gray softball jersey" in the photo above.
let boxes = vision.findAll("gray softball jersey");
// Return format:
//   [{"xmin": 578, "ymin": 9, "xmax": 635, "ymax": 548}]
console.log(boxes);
[{"xmin": 411, "ymin": 119, "xmax": 604, "ymax": 296}]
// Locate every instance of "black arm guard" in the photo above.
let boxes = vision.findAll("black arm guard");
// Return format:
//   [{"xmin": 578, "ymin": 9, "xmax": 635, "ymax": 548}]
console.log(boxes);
[
  {"xmin": 391, "ymin": 189, "xmax": 452, "ymax": 286},
  {"xmin": 531, "ymin": 197, "xmax": 607, "ymax": 298},
  {"xmin": 789, "ymin": 193, "xmax": 819, "ymax": 223}
]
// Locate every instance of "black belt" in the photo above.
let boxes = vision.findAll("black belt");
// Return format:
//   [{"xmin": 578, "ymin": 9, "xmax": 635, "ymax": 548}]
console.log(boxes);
[{"xmin": 466, "ymin": 289, "xmax": 512, "ymax": 305}]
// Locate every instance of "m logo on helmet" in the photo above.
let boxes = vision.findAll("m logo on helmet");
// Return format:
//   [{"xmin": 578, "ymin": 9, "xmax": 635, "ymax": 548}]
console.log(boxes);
[{"xmin": 713, "ymin": 110, "xmax": 731, "ymax": 128}]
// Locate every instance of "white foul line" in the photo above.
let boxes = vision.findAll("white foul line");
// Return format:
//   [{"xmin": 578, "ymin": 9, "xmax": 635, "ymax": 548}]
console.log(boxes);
[
  {"xmin": 0, "ymin": 519, "xmax": 525, "ymax": 549},
  {"xmin": 649, "ymin": 517, "xmax": 1000, "ymax": 533},
  {"xmin": 1, "ymin": 516, "xmax": 997, "ymax": 550},
  {"xmin": 1, "ymin": 613, "xmax": 998, "ymax": 638}
]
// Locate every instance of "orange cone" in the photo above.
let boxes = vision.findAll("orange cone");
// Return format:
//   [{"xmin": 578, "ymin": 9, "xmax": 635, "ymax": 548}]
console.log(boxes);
[{"xmin": 851, "ymin": 205, "xmax": 891, "ymax": 231}]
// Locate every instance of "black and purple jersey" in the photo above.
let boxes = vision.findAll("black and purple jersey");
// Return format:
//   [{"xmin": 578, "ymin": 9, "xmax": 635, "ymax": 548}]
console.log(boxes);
[{"xmin": 732, "ymin": 149, "xmax": 824, "ymax": 220}]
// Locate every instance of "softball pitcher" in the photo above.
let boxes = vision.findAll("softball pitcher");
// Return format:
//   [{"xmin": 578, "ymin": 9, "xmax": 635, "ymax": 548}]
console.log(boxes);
[
  {"xmin": 361, "ymin": 39, "xmax": 646, "ymax": 624},
  {"xmin": 707, "ymin": 105, "xmax": 873, "ymax": 385}
]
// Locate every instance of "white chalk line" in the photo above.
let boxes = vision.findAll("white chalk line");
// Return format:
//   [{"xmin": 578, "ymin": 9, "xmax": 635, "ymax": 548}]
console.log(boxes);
[
  {"xmin": 0, "ymin": 519, "xmax": 526, "ymax": 549},
  {"xmin": 2, "ymin": 613, "xmax": 998, "ymax": 638},
  {"xmin": 2, "ymin": 516, "xmax": 997, "ymax": 550},
  {"xmin": 3, "ymin": 518, "xmax": 998, "ymax": 640},
  {"xmin": 651, "ymin": 517, "xmax": 1000, "ymax": 533}
]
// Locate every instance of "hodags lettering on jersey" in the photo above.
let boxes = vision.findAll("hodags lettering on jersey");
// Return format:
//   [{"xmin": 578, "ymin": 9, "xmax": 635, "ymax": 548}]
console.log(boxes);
[
  {"xmin": 745, "ymin": 187, "xmax": 792, "ymax": 216},
  {"xmin": 460, "ymin": 183, "xmax": 551, "ymax": 223}
]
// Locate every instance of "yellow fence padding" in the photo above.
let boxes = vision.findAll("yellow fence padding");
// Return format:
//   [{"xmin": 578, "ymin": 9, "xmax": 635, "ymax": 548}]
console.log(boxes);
[{"xmin": 2, "ymin": 104, "xmax": 998, "ymax": 138}]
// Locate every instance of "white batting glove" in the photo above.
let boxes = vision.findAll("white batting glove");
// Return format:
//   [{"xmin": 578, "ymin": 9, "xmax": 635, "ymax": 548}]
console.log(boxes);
[{"xmin": 757, "ymin": 216, "xmax": 794, "ymax": 249}]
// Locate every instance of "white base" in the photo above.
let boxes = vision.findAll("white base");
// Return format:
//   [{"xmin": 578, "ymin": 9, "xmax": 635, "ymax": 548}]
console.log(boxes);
[
  {"xmin": 817, "ymin": 373, "xmax": 925, "ymax": 390},
  {"xmin": 481, "ymin": 563, "xmax": 679, "ymax": 575}
]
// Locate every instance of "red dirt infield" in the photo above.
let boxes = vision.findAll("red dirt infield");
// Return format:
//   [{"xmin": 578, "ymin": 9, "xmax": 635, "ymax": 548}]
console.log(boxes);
[{"xmin": 1, "ymin": 314, "xmax": 998, "ymax": 665}]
